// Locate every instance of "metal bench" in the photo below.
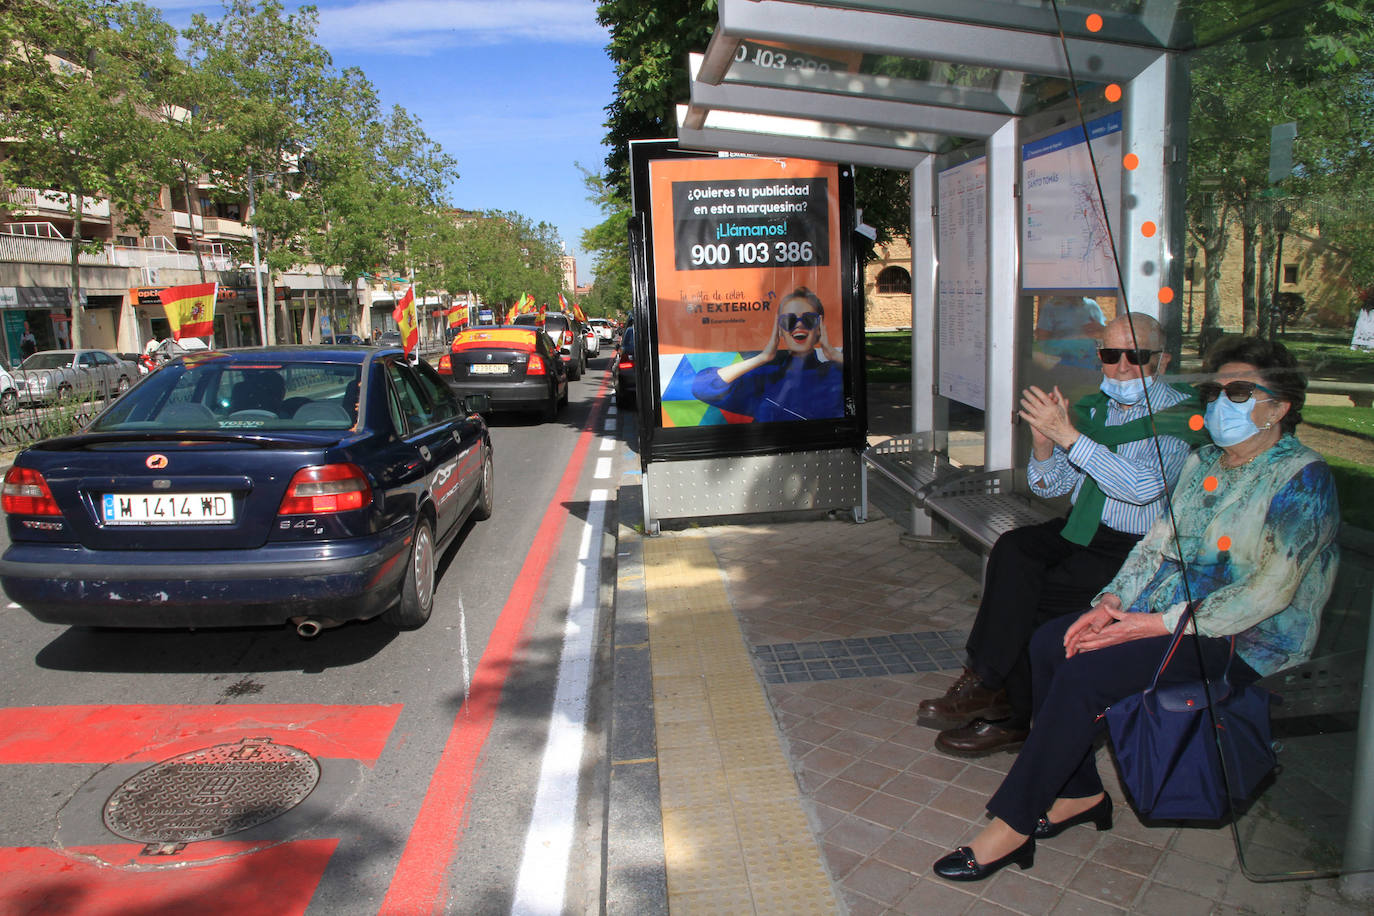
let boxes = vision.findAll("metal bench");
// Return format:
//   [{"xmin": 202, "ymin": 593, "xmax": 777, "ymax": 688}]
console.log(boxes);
[{"xmin": 860, "ymin": 439, "xmax": 1058, "ymax": 553}]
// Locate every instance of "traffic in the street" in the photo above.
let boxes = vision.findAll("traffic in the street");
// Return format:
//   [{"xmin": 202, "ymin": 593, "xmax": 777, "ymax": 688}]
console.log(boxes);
[{"xmin": 0, "ymin": 347, "xmax": 626, "ymax": 914}]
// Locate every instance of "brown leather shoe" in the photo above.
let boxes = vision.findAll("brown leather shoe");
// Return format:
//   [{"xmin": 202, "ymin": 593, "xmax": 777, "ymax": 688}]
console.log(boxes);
[
  {"xmin": 935, "ymin": 718, "xmax": 1030, "ymax": 757},
  {"xmin": 917, "ymin": 668, "xmax": 1012, "ymax": 729}
]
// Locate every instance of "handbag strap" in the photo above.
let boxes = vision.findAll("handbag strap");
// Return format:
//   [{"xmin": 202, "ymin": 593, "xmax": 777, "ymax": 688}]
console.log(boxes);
[{"xmin": 1147, "ymin": 602, "xmax": 1236, "ymax": 692}]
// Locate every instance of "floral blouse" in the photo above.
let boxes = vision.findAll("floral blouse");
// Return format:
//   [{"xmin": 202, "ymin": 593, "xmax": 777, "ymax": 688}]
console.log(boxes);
[{"xmin": 1099, "ymin": 434, "xmax": 1340, "ymax": 677}]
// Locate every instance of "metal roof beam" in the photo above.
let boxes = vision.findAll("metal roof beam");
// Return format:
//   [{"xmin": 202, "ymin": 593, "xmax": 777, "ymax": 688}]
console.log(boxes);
[
  {"xmin": 704, "ymin": 0, "xmax": 1160, "ymax": 84},
  {"xmin": 688, "ymin": 55, "xmax": 1013, "ymax": 139},
  {"xmin": 676, "ymin": 107, "xmax": 930, "ymax": 170}
]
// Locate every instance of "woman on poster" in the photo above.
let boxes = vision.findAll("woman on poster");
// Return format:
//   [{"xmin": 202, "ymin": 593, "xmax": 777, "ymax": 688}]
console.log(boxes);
[{"xmin": 690, "ymin": 287, "xmax": 844, "ymax": 422}]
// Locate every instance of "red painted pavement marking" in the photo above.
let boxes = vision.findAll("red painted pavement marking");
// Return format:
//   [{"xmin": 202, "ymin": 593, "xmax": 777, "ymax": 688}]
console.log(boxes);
[
  {"xmin": 380, "ymin": 375, "xmax": 610, "ymax": 916},
  {"xmin": 0, "ymin": 840, "xmax": 337, "ymax": 915},
  {"xmin": 0, "ymin": 704, "xmax": 402, "ymax": 766}
]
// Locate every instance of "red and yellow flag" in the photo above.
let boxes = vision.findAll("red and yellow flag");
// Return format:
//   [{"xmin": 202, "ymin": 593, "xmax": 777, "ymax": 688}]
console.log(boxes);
[
  {"xmin": 157, "ymin": 282, "xmax": 217, "ymax": 340},
  {"xmin": 392, "ymin": 287, "xmax": 418, "ymax": 353},
  {"xmin": 447, "ymin": 304, "xmax": 467, "ymax": 329},
  {"xmin": 559, "ymin": 292, "xmax": 586, "ymax": 322},
  {"xmin": 504, "ymin": 301, "xmax": 520, "ymax": 325}
]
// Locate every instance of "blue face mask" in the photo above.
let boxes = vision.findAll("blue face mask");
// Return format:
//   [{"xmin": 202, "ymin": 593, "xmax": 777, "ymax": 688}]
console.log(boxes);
[
  {"xmin": 1099, "ymin": 374, "xmax": 1154, "ymax": 406},
  {"xmin": 1204, "ymin": 396, "xmax": 1262, "ymax": 447}
]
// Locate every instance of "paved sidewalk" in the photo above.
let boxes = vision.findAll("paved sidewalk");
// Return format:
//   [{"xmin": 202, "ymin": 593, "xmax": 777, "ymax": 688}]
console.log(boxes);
[{"xmin": 605, "ymin": 498, "xmax": 1360, "ymax": 914}]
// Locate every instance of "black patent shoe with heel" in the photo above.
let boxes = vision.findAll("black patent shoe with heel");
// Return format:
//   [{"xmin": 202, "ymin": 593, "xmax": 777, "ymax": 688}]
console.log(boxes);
[
  {"xmin": 932, "ymin": 836, "xmax": 1035, "ymax": 882},
  {"xmin": 1032, "ymin": 793, "xmax": 1113, "ymax": 840}
]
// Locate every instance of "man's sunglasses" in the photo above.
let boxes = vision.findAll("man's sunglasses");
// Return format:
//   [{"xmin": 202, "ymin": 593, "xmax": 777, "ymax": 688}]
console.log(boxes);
[
  {"xmin": 778, "ymin": 312, "xmax": 822, "ymax": 332},
  {"xmin": 1098, "ymin": 347, "xmax": 1157, "ymax": 366},
  {"xmin": 1197, "ymin": 381, "xmax": 1276, "ymax": 404}
]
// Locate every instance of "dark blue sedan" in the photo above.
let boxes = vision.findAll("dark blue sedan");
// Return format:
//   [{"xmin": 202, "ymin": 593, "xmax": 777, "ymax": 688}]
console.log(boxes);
[{"xmin": 0, "ymin": 346, "xmax": 493, "ymax": 634}]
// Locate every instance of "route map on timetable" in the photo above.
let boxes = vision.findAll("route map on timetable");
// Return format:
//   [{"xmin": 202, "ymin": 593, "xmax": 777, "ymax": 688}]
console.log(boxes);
[
  {"xmin": 937, "ymin": 156, "xmax": 987, "ymax": 409},
  {"xmin": 1022, "ymin": 112, "xmax": 1122, "ymax": 292}
]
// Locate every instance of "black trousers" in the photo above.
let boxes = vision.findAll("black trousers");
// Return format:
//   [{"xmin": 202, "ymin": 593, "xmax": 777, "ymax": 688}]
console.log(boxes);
[
  {"xmin": 965, "ymin": 517, "xmax": 1140, "ymax": 727},
  {"xmin": 985, "ymin": 613, "xmax": 1256, "ymax": 835}
]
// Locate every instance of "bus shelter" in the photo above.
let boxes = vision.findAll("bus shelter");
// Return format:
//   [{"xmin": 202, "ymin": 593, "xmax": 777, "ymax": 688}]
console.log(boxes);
[{"xmin": 670, "ymin": 0, "xmax": 1374, "ymax": 893}]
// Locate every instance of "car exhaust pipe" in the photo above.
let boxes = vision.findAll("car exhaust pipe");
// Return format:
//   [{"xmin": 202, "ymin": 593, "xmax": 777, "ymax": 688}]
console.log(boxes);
[{"xmin": 295, "ymin": 618, "xmax": 323, "ymax": 638}]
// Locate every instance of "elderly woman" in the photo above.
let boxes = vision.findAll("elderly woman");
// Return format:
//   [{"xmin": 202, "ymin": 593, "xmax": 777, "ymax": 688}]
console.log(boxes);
[{"xmin": 933, "ymin": 335, "xmax": 1340, "ymax": 881}]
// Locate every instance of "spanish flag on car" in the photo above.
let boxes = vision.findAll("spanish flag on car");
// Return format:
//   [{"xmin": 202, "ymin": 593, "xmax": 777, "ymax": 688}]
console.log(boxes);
[
  {"xmin": 158, "ymin": 282, "xmax": 217, "ymax": 340},
  {"xmin": 448, "ymin": 304, "xmax": 467, "ymax": 329},
  {"xmin": 393, "ymin": 286, "xmax": 418, "ymax": 353}
]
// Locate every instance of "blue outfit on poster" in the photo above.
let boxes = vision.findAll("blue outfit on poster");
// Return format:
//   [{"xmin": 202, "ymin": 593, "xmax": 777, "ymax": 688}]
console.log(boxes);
[{"xmin": 689, "ymin": 286, "xmax": 844, "ymax": 422}]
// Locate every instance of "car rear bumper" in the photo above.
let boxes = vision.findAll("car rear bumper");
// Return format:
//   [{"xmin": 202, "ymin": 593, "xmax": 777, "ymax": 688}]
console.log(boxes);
[
  {"xmin": 0, "ymin": 527, "xmax": 411, "ymax": 628},
  {"xmin": 446, "ymin": 378, "xmax": 553, "ymax": 412}
]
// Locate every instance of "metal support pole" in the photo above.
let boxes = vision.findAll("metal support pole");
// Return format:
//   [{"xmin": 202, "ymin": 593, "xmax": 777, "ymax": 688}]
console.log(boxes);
[
  {"xmin": 1339, "ymin": 587, "xmax": 1374, "ymax": 902},
  {"xmin": 247, "ymin": 167, "xmax": 267, "ymax": 347}
]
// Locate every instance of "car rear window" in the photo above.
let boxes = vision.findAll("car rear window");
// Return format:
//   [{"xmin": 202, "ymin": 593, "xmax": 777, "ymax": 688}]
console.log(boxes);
[{"xmin": 90, "ymin": 359, "xmax": 362, "ymax": 431}]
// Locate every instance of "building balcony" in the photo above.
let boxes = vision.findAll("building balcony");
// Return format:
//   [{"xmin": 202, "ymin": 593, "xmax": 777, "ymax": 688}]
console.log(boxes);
[
  {"xmin": 172, "ymin": 211, "xmax": 250, "ymax": 241},
  {"xmin": 4, "ymin": 187, "xmax": 110, "ymax": 223}
]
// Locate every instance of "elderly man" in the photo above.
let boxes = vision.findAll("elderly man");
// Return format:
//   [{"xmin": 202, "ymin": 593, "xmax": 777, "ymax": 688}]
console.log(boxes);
[{"xmin": 921, "ymin": 313, "xmax": 1207, "ymax": 756}]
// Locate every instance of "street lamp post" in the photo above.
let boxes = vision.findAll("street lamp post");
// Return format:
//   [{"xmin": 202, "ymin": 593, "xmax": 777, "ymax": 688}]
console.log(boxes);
[{"xmin": 1186, "ymin": 243, "xmax": 1198, "ymax": 335}]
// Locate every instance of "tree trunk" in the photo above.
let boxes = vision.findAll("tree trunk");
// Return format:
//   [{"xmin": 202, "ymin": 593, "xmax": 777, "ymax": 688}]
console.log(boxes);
[
  {"xmin": 69, "ymin": 192, "xmax": 86, "ymax": 351},
  {"xmin": 1197, "ymin": 198, "xmax": 1230, "ymax": 344},
  {"xmin": 1257, "ymin": 230, "xmax": 1275, "ymax": 340},
  {"xmin": 182, "ymin": 166, "xmax": 207, "ymax": 283},
  {"xmin": 1241, "ymin": 202, "xmax": 1258, "ymax": 336}
]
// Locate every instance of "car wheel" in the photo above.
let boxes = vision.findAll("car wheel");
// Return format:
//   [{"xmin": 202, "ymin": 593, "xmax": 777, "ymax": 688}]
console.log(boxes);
[
  {"xmin": 472, "ymin": 447, "xmax": 494, "ymax": 521},
  {"xmin": 116, "ymin": 376, "xmax": 130, "ymax": 394},
  {"xmin": 56, "ymin": 384, "xmax": 72, "ymax": 403},
  {"xmin": 383, "ymin": 516, "xmax": 435, "ymax": 629},
  {"xmin": 0, "ymin": 390, "xmax": 16, "ymax": 415},
  {"xmin": 568, "ymin": 358, "xmax": 581, "ymax": 381},
  {"xmin": 616, "ymin": 387, "xmax": 633, "ymax": 408}
]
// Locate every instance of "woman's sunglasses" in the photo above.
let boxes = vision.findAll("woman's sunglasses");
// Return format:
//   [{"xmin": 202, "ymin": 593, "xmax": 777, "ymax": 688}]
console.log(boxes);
[
  {"xmin": 1197, "ymin": 381, "xmax": 1276, "ymax": 404},
  {"xmin": 778, "ymin": 312, "xmax": 822, "ymax": 332},
  {"xmin": 1098, "ymin": 348, "xmax": 1157, "ymax": 366}
]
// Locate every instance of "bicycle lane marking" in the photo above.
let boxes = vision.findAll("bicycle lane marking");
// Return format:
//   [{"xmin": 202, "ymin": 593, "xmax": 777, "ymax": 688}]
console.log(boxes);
[{"xmin": 379, "ymin": 375, "xmax": 610, "ymax": 916}]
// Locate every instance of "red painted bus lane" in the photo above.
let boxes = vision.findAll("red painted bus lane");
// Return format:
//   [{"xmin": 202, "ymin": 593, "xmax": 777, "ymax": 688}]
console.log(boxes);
[{"xmin": 380, "ymin": 376, "xmax": 609, "ymax": 915}]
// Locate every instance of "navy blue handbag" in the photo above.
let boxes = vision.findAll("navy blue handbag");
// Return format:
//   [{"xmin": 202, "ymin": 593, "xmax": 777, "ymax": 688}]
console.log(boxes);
[{"xmin": 1105, "ymin": 605, "xmax": 1277, "ymax": 821}]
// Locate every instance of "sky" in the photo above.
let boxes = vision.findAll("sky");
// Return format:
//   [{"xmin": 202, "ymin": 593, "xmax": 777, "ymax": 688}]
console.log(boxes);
[{"xmin": 153, "ymin": 0, "xmax": 619, "ymax": 284}]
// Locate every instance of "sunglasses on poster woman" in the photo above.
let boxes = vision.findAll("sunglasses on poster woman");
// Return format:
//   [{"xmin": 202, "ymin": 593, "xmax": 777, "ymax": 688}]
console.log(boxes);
[{"xmin": 777, "ymin": 312, "xmax": 823, "ymax": 333}]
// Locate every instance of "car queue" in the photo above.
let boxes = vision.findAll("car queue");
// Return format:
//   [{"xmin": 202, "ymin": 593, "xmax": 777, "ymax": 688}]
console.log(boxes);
[{"xmin": 0, "ymin": 312, "xmax": 624, "ymax": 637}]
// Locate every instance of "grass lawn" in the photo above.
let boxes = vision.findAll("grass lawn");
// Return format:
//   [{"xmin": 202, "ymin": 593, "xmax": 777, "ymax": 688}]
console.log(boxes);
[
  {"xmin": 865, "ymin": 331, "xmax": 912, "ymax": 385},
  {"xmin": 1275, "ymin": 333, "xmax": 1374, "ymax": 380},
  {"xmin": 1303, "ymin": 406, "xmax": 1374, "ymax": 440},
  {"xmin": 1325, "ymin": 456, "xmax": 1374, "ymax": 530}
]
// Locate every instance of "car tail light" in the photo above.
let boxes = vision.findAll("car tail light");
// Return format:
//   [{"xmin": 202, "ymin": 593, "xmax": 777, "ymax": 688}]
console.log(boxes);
[
  {"xmin": 527, "ymin": 353, "xmax": 547, "ymax": 376},
  {"xmin": 618, "ymin": 356, "xmax": 635, "ymax": 372},
  {"xmin": 1, "ymin": 466, "xmax": 61, "ymax": 516},
  {"xmin": 278, "ymin": 464, "xmax": 372, "ymax": 515},
  {"xmin": 438, "ymin": 353, "xmax": 452, "ymax": 375}
]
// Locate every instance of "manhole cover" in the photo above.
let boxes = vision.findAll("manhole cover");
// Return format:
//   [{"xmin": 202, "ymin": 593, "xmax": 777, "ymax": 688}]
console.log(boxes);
[{"xmin": 103, "ymin": 737, "xmax": 319, "ymax": 844}]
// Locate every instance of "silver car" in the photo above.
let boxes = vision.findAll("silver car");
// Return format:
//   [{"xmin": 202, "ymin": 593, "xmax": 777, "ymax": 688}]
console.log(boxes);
[{"xmin": 14, "ymin": 349, "xmax": 137, "ymax": 405}]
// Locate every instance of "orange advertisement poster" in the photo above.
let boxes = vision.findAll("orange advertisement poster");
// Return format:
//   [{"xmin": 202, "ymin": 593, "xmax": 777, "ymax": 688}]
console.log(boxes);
[{"xmin": 648, "ymin": 156, "xmax": 844, "ymax": 426}]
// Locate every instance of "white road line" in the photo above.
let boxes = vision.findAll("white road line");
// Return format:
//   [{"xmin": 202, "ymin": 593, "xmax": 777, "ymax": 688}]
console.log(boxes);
[
  {"xmin": 599, "ymin": 436, "xmax": 614, "ymax": 452},
  {"xmin": 603, "ymin": 418, "xmax": 617, "ymax": 432},
  {"xmin": 510, "ymin": 489, "xmax": 607, "ymax": 916},
  {"xmin": 606, "ymin": 405, "xmax": 617, "ymax": 416},
  {"xmin": 593, "ymin": 457, "xmax": 612, "ymax": 479}
]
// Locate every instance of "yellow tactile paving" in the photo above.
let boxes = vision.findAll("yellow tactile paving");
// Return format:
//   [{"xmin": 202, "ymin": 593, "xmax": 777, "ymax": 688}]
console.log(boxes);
[{"xmin": 645, "ymin": 535, "xmax": 838, "ymax": 916}]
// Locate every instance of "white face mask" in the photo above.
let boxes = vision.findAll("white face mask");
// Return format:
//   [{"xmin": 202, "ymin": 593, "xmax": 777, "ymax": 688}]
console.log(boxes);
[{"xmin": 1099, "ymin": 373, "xmax": 1155, "ymax": 406}]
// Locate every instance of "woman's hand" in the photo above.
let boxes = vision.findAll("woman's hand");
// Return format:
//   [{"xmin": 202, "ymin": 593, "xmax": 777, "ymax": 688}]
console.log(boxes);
[
  {"xmin": 817, "ymin": 319, "xmax": 843, "ymax": 365},
  {"xmin": 716, "ymin": 321, "xmax": 782, "ymax": 384},
  {"xmin": 1069, "ymin": 604, "xmax": 1169, "ymax": 655},
  {"xmin": 1064, "ymin": 595, "xmax": 1120, "ymax": 657}
]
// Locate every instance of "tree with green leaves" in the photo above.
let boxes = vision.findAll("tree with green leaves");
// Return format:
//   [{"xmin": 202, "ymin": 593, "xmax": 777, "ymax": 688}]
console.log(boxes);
[
  {"xmin": 578, "ymin": 165, "xmax": 630, "ymax": 318},
  {"xmin": 0, "ymin": 0, "xmax": 179, "ymax": 349},
  {"xmin": 183, "ymin": 0, "xmax": 336, "ymax": 344}
]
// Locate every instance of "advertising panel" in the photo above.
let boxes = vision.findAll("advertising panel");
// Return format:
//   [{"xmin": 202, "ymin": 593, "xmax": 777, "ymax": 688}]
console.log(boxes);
[{"xmin": 647, "ymin": 156, "xmax": 845, "ymax": 427}]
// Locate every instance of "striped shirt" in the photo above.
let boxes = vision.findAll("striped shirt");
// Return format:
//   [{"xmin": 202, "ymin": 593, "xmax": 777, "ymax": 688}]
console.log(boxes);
[{"xmin": 1027, "ymin": 382, "xmax": 1194, "ymax": 536}]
